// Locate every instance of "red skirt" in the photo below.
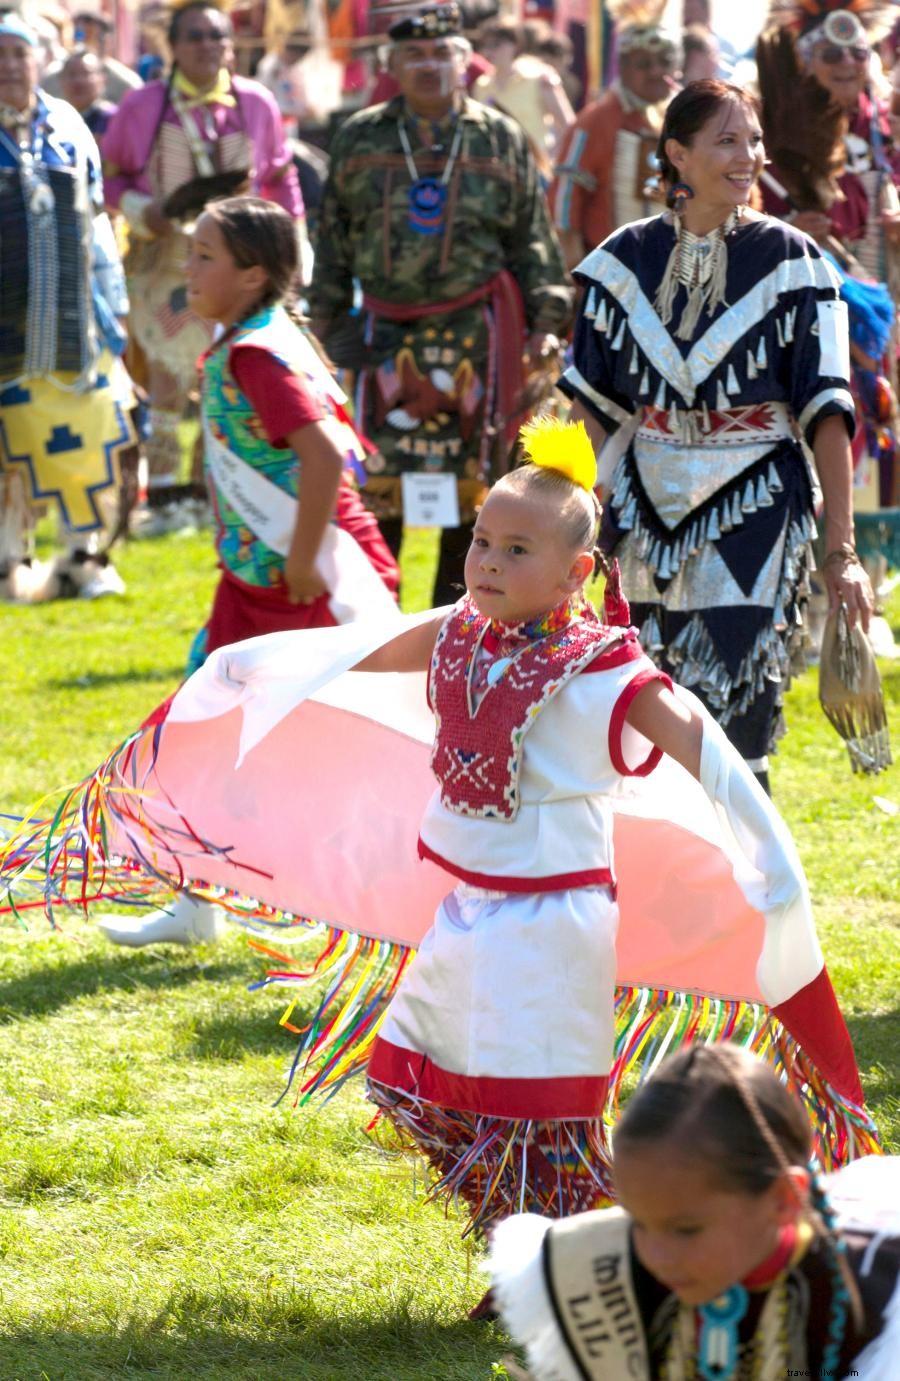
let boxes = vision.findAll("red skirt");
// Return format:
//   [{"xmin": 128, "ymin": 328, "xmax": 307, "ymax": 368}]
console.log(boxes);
[{"xmin": 205, "ymin": 484, "xmax": 399, "ymax": 655}]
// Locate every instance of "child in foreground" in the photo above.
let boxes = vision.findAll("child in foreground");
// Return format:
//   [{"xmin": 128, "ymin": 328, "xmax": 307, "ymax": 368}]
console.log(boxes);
[
  {"xmin": 336, "ymin": 419, "xmax": 871, "ymax": 1242},
  {"xmin": 100, "ymin": 196, "xmax": 398, "ymax": 948},
  {"xmin": 490, "ymin": 1044, "xmax": 899, "ymax": 1380}
]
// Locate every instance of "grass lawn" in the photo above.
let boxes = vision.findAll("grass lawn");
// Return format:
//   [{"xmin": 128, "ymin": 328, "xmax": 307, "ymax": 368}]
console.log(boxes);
[{"xmin": 1, "ymin": 528, "xmax": 898, "ymax": 1380}]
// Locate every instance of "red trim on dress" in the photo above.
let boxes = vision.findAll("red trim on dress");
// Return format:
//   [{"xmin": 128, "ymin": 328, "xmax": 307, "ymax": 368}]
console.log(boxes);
[
  {"xmin": 417, "ymin": 837, "xmax": 616, "ymax": 896},
  {"xmin": 608, "ymin": 669, "xmax": 672, "ymax": 777},
  {"xmin": 368, "ymin": 1036, "xmax": 611, "ymax": 1119},
  {"xmin": 772, "ymin": 969, "xmax": 865, "ymax": 1106},
  {"xmin": 583, "ymin": 635, "xmax": 642, "ymax": 672}
]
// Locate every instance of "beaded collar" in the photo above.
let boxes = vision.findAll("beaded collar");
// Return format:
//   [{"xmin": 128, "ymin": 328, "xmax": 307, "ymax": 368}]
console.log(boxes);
[{"xmin": 484, "ymin": 593, "xmax": 591, "ymax": 651}]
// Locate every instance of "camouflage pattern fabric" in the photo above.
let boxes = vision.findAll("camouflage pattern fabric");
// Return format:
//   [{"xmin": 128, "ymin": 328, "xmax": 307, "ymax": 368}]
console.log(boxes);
[{"xmin": 309, "ymin": 96, "xmax": 572, "ymax": 511}]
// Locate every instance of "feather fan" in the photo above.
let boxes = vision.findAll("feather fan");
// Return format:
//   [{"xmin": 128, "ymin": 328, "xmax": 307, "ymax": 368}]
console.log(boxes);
[{"xmin": 756, "ymin": 25, "xmax": 848, "ymax": 211}]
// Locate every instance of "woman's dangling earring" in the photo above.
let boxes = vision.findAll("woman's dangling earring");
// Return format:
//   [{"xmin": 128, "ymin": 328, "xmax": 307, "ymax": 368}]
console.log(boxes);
[
  {"xmin": 670, "ymin": 181, "xmax": 694, "ymax": 217},
  {"xmin": 655, "ymin": 178, "xmax": 696, "ymax": 329}
]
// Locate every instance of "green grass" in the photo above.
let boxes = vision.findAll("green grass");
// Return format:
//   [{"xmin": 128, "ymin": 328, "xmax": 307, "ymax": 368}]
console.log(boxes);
[{"xmin": 0, "ymin": 528, "xmax": 898, "ymax": 1379}]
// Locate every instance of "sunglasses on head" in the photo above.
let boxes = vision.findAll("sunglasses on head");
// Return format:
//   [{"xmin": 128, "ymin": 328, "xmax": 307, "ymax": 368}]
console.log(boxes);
[
  {"xmin": 818, "ymin": 43, "xmax": 868, "ymax": 64},
  {"xmin": 182, "ymin": 27, "xmax": 227, "ymax": 42}
]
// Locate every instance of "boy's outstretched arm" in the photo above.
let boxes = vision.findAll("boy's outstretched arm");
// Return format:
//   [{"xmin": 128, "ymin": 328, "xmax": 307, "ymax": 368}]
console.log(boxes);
[
  {"xmin": 625, "ymin": 679, "xmax": 814, "ymax": 988},
  {"xmin": 625, "ymin": 680, "xmax": 704, "ymax": 780},
  {"xmin": 353, "ymin": 614, "xmax": 445, "ymax": 673}
]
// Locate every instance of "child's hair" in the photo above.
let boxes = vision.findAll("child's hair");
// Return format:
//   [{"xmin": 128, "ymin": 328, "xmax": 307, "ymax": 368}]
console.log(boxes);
[
  {"xmin": 492, "ymin": 464, "xmax": 609, "ymax": 579},
  {"xmin": 614, "ymin": 1043, "xmax": 863, "ymax": 1329},
  {"xmin": 615, "ymin": 1044, "xmax": 811, "ymax": 1192},
  {"xmin": 201, "ymin": 196, "xmax": 298, "ymax": 310}
]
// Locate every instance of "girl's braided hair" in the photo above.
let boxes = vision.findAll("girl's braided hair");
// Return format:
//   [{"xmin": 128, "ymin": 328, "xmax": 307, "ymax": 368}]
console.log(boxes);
[{"xmin": 613, "ymin": 1043, "xmax": 863, "ymax": 1330}]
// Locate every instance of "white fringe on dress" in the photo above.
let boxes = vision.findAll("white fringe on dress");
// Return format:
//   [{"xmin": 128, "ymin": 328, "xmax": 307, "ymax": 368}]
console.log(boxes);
[{"xmin": 488, "ymin": 1215, "xmax": 583, "ymax": 1381}]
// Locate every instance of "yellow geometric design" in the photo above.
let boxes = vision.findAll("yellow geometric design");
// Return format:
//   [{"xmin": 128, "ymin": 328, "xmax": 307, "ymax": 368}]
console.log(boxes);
[{"xmin": 0, "ymin": 354, "xmax": 135, "ymax": 531}]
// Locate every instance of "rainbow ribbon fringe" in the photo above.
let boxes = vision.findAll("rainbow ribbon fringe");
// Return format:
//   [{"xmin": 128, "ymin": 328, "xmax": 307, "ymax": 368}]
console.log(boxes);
[{"xmin": 0, "ymin": 747, "xmax": 882, "ymax": 1238}]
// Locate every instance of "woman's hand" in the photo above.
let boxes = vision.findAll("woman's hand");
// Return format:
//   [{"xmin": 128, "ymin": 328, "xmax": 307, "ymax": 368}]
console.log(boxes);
[
  {"xmin": 813, "ymin": 414, "xmax": 874, "ymax": 633},
  {"xmin": 284, "ymin": 554, "xmax": 327, "ymax": 606},
  {"xmin": 822, "ymin": 553, "xmax": 874, "ymax": 632}
]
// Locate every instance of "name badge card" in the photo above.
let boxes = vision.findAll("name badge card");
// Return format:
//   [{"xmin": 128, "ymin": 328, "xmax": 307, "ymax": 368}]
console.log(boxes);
[{"xmin": 401, "ymin": 472, "xmax": 460, "ymax": 529}]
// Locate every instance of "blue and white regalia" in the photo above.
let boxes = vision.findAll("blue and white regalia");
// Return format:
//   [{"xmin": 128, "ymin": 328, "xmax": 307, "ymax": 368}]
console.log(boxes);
[{"xmin": 560, "ymin": 214, "xmax": 855, "ymax": 764}]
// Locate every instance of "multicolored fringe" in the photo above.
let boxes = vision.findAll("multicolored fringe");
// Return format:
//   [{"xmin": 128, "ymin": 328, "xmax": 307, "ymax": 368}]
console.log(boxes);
[
  {"xmin": 246, "ymin": 937, "xmax": 881, "ymax": 1236},
  {"xmin": 0, "ymin": 756, "xmax": 881, "ymax": 1240},
  {"xmin": 610, "ymin": 987, "xmax": 881, "ymax": 1172},
  {"xmin": 0, "ymin": 727, "xmax": 293, "ymax": 931},
  {"xmin": 0, "ymin": 735, "xmax": 158, "ymax": 928},
  {"xmin": 368, "ymin": 1081, "xmax": 614, "ymax": 1238},
  {"xmin": 247, "ymin": 930, "xmax": 414, "ymax": 1107}
]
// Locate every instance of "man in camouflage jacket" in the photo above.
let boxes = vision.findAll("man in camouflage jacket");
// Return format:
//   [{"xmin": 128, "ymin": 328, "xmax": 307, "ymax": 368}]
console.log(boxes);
[{"xmin": 309, "ymin": 3, "xmax": 572, "ymax": 602}]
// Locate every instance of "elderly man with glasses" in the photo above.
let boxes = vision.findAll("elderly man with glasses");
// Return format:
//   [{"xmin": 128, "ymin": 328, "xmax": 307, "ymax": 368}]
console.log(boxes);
[
  {"xmin": 549, "ymin": 19, "xmax": 681, "ymax": 270},
  {"xmin": 101, "ymin": 2, "xmax": 305, "ymax": 504}
]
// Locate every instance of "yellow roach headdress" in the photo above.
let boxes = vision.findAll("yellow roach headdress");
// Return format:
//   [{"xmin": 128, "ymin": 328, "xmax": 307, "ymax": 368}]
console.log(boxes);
[{"xmin": 518, "ymin": 416, "xmax": 597, "ymax": 493}]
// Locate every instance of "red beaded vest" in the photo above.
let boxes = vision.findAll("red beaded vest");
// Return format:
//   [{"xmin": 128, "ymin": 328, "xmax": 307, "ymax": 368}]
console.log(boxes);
[{"xmin": 428, "ymin": 596, "xmax": 628, "ymax": 821}]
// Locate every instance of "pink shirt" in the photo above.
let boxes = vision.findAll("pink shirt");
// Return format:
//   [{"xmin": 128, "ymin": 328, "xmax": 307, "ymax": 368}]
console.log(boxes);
[{"xmin": 101, "ymin": 74, "xmax": 303, "ymax": 217}]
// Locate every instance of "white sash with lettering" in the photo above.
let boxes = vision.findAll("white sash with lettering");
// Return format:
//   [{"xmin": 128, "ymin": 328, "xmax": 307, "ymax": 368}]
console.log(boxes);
[
  {"xmin": 203, "ymin": 415, "xmax": 398, "ymax": 625},
  {"xmin": 490, "ymin": 1209, "xmax": 649, "ymax": 1381}
]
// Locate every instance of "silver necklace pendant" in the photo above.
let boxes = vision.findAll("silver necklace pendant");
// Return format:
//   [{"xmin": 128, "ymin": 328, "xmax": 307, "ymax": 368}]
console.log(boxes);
[
  {"xmin": 486, "ymin": 656, "xmax": 513, "ymax": 687},
  {"xmin": 29, "ymin": 180, "xmax": 54, "ymax": 215}
]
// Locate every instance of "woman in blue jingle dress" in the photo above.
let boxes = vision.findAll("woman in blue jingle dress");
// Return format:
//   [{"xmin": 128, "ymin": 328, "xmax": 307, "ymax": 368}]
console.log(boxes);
[{"xmin": 560, "ymin": 79, "xmax": 875, "ymax": 792}]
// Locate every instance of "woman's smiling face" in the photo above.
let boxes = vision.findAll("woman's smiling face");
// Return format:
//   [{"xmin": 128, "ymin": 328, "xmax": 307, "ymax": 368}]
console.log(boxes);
[{"xmin": 665, "ymin": 98, "xmax": 765, "ymax": 218}]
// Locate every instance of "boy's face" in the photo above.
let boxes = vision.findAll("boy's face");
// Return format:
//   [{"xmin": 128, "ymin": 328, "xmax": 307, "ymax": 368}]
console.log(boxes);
[{"xmin": 465, "ymin": 487, "xmax": 588, "ymax": 625}]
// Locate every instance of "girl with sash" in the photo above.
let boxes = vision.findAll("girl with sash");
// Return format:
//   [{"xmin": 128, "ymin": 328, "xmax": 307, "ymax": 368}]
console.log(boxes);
[
  {"xmin": 182, "ymin": 197, "xmax": 398, "ymax": 672},
  {"xmin": 491, "ymin": 1044, "xmax": 899, "ymax": 1380},
  {"xmin": 98, "ymin": 195, "xmax": 398, "ymax": 948}
]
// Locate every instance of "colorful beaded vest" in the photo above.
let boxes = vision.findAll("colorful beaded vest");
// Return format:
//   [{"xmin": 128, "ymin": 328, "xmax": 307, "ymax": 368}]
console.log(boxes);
[
  {"xmin": 201, "ymin": 304, "xmax": 363, "ymax": 588},
  {"xmin": 428, "ymin": 594, "xmax": 626, "ymax": 821}
]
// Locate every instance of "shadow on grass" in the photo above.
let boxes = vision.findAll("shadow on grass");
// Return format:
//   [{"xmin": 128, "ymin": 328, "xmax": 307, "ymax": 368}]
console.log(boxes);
[
  {"xmin": 845, "ymin": 1003, "xmax": 900, "ymax": 1048},
  {"xmin": 839, "ymin": 1007, "xmax": 900, "ymax": 1151},
  {"xmin": 45, "ymin": 666, "xmax": 185, "ymax": 691},
  {"xmin": 0, "ymin": 1300, "xmax": 503, "ymax": 1380},
  {"xmin": 187, "ymin": 1005, "xmax": 312, "ymax": 1061},
  {"xmin": 0, "ymin": 949, "xmax": 251, "ymax": 1026}
]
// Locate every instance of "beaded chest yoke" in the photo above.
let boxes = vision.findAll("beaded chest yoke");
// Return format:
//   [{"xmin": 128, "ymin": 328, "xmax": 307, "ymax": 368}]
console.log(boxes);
[{"xmin": 429, "ymin": 597, "xmax": 624, "ymax": 821}]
